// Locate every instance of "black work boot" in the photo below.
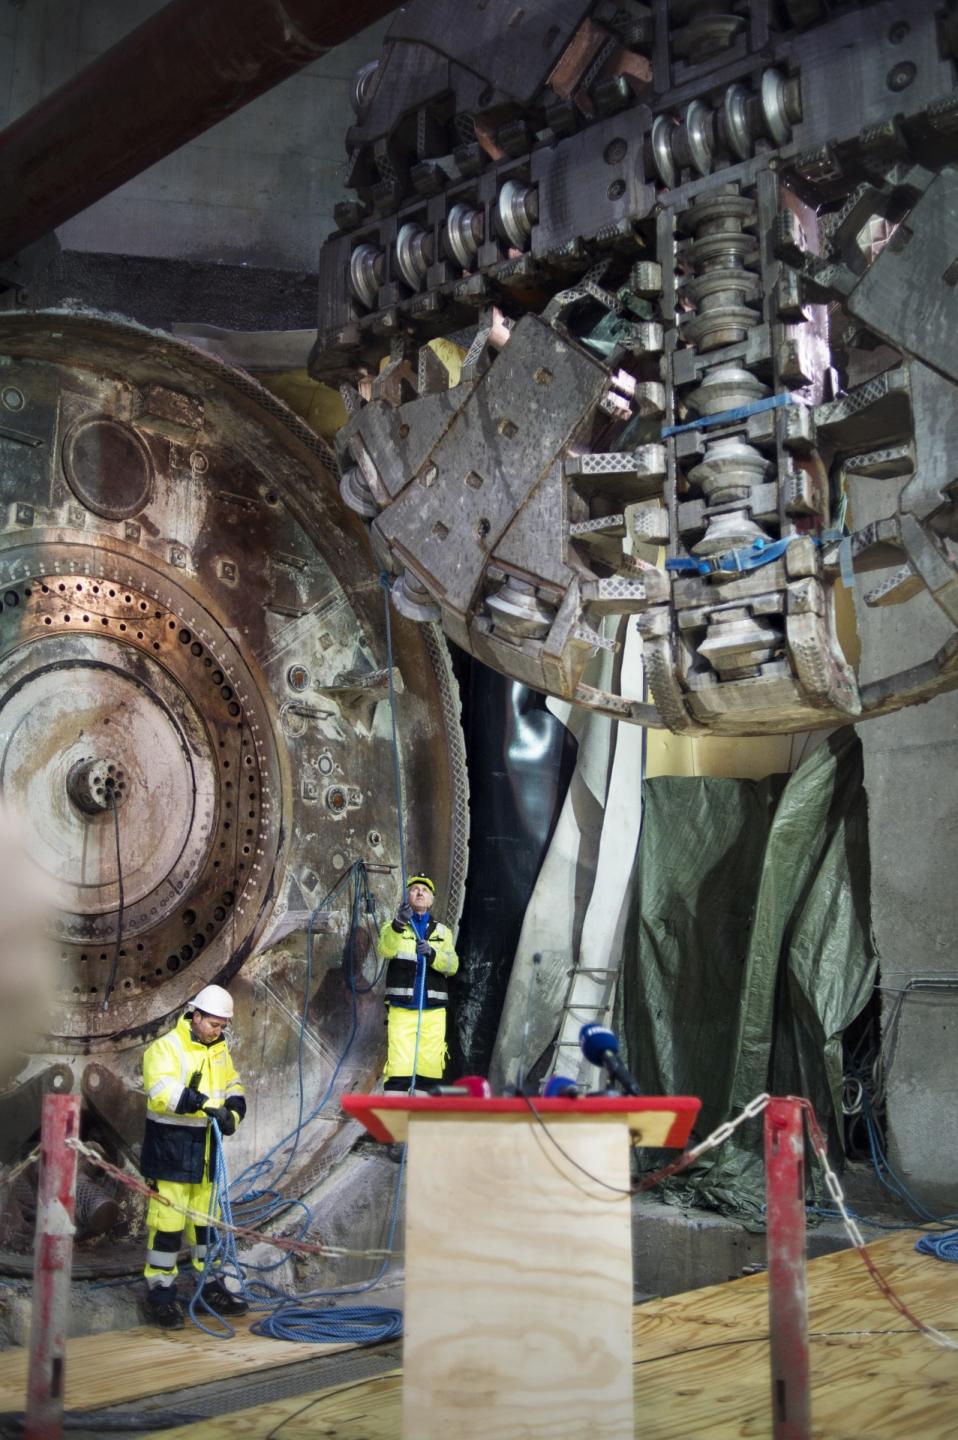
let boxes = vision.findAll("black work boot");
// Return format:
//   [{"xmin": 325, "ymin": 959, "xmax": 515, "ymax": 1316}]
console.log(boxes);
[
  {"xmin": 199, "ymin": 1275, "xmax": 248, "ymax": 1315},
  {"xmin": 145, "ymin": 1286, "xmax": 184, "ymax": 1328}
]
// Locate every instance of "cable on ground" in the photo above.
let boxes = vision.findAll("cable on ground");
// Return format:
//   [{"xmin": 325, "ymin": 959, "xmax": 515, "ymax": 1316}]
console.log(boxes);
[{"xmin": 181, "ymin": 577, "xmax": 417, "ymax": 1341}]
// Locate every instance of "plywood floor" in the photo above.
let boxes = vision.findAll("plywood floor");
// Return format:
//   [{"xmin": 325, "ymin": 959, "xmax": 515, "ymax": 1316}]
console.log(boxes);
[
  {"xmin": 146, "ymin": 1231, "xmax": 958, "ymax": 1439},
  {"xmin": 0, "ymin": 1311, "xmax": 351, "ymax": 1412}
]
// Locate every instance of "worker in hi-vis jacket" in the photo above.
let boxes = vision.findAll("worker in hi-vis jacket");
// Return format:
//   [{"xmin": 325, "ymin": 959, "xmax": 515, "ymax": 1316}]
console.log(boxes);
[
  {"xmin": 140, "ymin": 983, "xmax": 248, "ymax": 1328},
  {"xmin": 377, "ymin": 873, "xmax": 459, "ymax": 1091}
]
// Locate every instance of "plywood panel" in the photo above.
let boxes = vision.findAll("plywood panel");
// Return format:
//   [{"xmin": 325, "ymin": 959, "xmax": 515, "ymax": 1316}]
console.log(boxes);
[
  {"xmin": 0, "ymin": 1311, "xmax": 350, "ymax": 1413},
  {"xmin": 153, "ymin": 1230, "xmax": 958, "ymax": 1440},
  {"xmin": 402, "ymin": 1115, "xmax": 635, "ymax": 1440}
]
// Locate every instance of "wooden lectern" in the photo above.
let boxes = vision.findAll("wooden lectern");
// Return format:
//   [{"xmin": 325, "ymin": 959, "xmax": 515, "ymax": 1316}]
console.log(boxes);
[{"xmin": 343, "ymin": 1092, "xmax": 700, "ymax": 1440}]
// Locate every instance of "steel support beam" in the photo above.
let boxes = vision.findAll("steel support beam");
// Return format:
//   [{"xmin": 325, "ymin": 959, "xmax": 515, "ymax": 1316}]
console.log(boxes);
[{"xmin": 0, "ymin": 0, "xmax": 402, "ymax": 261}]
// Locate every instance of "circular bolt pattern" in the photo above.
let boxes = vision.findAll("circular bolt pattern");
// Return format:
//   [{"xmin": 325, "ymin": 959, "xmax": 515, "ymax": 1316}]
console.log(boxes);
[
  {"xmin": 0, "ymin": 557, "xmax": 279, "ymax": 1042},
  {"xmin": 67, "ymin": 757, "xmax": 128, "ymax": 815},
  {"xmin": 1, "ymin": 387, "xmax": 24, "ymax": 412},
  {"xmin": 607, "ymin": 179, "xmax": 626, "ymax": 200},
  {"xmin": 603, "ymin": 138, "xmax": 627, "ymax": 165}
]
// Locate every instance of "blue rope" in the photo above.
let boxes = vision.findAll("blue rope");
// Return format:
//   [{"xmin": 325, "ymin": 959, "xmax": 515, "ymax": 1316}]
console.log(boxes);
[
  {"xmin": 185, "ymin": 578, "xmax": 421, "ymax": 1344},
  {"xmin": 916, "ymin": 1231, "xmax": 958, "ymax": 1263},
  {"xmin": 187, "ymin": 1117, "xmax": 241, "ymax": 1338},
  {"xmin": 379, "ymin": 573, "xmax": 427, "ymax": 1099},
  {"xmin": 253, "ymin": 1304, "xmax": 403, "ymax": 1343},
  {"xmin": 380, "ymin": 572, "xmax": 408, "ymax": 891}
]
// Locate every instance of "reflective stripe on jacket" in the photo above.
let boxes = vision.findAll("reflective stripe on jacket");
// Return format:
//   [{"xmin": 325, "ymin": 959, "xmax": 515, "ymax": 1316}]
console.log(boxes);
[
  {"xmin": 140, "ymin": 1015, "xmax": 244, "ymax": 1184},
  {"xmin": 378, "ymin": 916, "xmax": 459, "ymax": 1009}
]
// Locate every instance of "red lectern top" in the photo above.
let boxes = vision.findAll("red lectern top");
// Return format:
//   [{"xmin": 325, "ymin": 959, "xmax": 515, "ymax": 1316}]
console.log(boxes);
[{"xmin": 342, "ymin": 1092, "xmax": 701, "ymax": 1146}]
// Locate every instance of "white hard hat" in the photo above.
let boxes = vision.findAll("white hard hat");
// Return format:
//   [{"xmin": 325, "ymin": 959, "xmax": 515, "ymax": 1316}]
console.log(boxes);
[{"xmin": 190, "ymin": 984, "xmax": 233, "ymax": 1020}]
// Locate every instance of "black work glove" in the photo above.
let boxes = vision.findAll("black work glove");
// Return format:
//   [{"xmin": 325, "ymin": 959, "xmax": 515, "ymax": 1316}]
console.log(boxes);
[
  {"xmin": 204, "ymin": 1105, "xmax": 237, "ymax": 1136},
  {"xmin": 395, "ymin": 900, "xmax": 413, "ymax": 926},
  {"xmin": 225, "ymin": 1095, "xmax": 247, "ymax": 1122},
  {"xmin": 176, "ymin": 1086, "xmax": 209, "ymax": 1114},
  {"xmin": 415, "ymin": 938, "xmax": 435, "ymax": 961}
]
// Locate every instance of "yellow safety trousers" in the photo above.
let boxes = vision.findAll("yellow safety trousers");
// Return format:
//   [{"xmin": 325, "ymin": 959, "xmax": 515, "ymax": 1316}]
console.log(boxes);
[
  {"xmin": 384, "ymin": 1005, "xmax": 447, "ymax": 1080},
  {"xmin": 143, "ymin": 1176, "xmax": 218, "ymax": 1285}
]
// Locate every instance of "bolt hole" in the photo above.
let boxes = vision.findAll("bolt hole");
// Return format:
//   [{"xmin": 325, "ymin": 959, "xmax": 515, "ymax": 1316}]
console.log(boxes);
[{"xmin": 887, "ymin": 60, "xmax": 916, "ymax": 90}]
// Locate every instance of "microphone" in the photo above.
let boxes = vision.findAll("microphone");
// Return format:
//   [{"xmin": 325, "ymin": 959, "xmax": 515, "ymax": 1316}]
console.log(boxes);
[
  {"xmin": 542, "ymin": 1075, "xmax": 579, "ymax": 1098},
  {"xmin": 579, "ymin": 1024, "xmax": 642, "ymax": 1096}
]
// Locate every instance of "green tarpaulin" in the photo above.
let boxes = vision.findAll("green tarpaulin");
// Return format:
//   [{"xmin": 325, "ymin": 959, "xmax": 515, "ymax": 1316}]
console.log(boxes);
[{"xmin": 617, "ymin": 728, "xmax": 876, "ymax": 1220}]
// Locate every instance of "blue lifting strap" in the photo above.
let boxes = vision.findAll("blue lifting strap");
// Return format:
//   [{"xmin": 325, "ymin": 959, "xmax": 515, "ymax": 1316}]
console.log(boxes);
[{"xmin": 666, "ymin": 534, "xmax": 798, "ymax": 577}]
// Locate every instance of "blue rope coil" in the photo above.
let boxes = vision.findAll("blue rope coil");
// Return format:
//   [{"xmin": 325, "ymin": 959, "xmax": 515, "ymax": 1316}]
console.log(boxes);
[
  {"xmin": 916, "ymin": 1230, "xmax": 958, "ymax": 1263},
  {"xmin": 251, "ymin": 1303, "xmax": 403, "ymax": 1344}
]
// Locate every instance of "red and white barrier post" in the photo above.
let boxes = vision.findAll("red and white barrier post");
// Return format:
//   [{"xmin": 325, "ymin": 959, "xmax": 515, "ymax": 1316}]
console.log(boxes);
[
  {"xmin": 25, "ymin": 1093, "xmax": 80, "ymax": 1440},
  {"xmin": 765, "ymin": 1097, "xmax": 811, "ymax": 1440}
]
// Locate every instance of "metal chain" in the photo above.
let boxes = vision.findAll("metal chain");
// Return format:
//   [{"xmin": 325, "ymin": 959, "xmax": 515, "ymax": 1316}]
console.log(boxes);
[
  {"xmin": 788, "ymin": 1097, "xmax": 958, "ymax": 1353},
  {"xmin": 0, "ymin": 1147, "xmax": 40, "ymax": 1190},
  {"xmin": 65, "ymin": 1137, "xmax": 395, "ymax": 1262},
  {"xmin": 634, "ymin": 1093, "xmax": 770, "ymax": 1193},
  {"xmin": 688, "ymin": 1092, "xmax": 771, "ymax": 1161},
  {"xmin": 636, "ymin": 1091, "xmax": 954, "ymax": 1352},
  {"xmin": 33, "ymin": 1094, "xmax": 956, "ymax": 1354}
]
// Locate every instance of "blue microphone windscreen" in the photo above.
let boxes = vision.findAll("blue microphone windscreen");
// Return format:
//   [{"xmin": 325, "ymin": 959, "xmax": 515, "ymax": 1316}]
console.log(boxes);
[
  {"xmin": 579, "ymin": 1023, "xmax": 619, "ymax": 1063},
  {"xmin": 543, "ymin": 1075, "xmax": 577, "ymax": 1097}
]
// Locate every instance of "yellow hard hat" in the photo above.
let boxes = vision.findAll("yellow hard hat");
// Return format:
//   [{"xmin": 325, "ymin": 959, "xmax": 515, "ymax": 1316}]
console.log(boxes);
[{"xmin": 406, "ymin": 874, "xmax": 435, "ymax": 894}]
